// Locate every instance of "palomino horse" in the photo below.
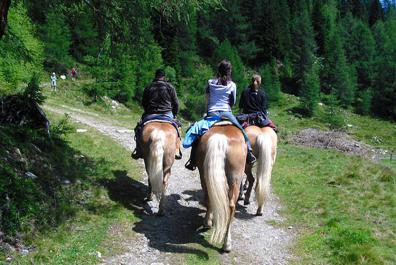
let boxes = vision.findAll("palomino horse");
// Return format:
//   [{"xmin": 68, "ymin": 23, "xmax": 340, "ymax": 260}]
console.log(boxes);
[
  {"xmin": 141, "ymin": 122, "xmax": 180, "ymax": 215},
  {"xmin": 195, "ymin": 124, "xmax": 247, "ymax": 252},
  {"xmin": 242, "ymin": 126, "xmax": 277, "ymax": 216}
]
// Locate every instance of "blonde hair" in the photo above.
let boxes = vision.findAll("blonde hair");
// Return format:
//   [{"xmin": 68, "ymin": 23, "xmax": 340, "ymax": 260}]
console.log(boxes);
[{"xmin": 251, "ymin": 74, "xmax": 261, "ymax": 86}]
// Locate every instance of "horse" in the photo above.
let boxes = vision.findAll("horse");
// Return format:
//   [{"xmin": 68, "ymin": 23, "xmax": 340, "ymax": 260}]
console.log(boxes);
[
  {"xmin": 242, "ymin": 126, "xmax": 277, "ymax": 216},
  {"xmin": 140, "ymin": 121, "xmax": 180, "ymax": 216},
  {"xmin": 195, "ymin": 124, "xmax": 247, "ymax": 252}
]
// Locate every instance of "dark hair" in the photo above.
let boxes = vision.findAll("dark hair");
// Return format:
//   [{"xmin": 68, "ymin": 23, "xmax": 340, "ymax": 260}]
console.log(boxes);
[
  {"xmin": 217, "ymin": 59, "xmax": 232, "ymax": 86},
  {"xmin": 155, "ymin": 69, "xmax": 166, "ymax": 79}
]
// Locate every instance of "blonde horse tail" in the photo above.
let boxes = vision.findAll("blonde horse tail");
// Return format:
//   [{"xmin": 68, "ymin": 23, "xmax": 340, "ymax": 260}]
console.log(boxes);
[
  {"xmin": 255, "ymin": 133, "xmax": 273, "ymax": 208},
  {"xmin": 147, "ymin": 130, "xmax": 165, "ymax": 200},
  {"xmin": 204, "ymin": 134, "xmax": 230, "ymax": 243}
]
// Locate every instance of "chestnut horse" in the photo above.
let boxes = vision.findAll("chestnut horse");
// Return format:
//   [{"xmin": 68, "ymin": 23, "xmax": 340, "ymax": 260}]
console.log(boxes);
[
  {"xmin": 141, "ymin": 122, "xmax": 180, "ymax": 215},
  {"xmin": 242, "ymin": 126, "xmax": 277, "ymax": 215},
  {"xmin": 195, "ymin": 124, "xmax": 247, "ymax": 252}
]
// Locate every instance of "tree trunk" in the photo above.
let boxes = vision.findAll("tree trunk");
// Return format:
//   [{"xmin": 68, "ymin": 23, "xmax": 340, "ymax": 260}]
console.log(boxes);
[{"xmin": 0, "ymin": 0, "xmax": 11, "ymax": 39}]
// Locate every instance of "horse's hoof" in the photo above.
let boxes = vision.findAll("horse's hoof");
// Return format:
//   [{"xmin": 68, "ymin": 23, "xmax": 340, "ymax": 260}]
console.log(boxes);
[
  {"xmin": 244, "ymin": 199, "xmax": 250, "ymax": 205},
  {"xmin": 256, "ymin": 211, "xmax": 263, "ymax": 216},
  {"xmin": 222, "ymin": 244, "xmax": 232, "ymax": 253},
  {"xmin": 238, "ymin": 195, "xmax": 244, "ymax": 201}
]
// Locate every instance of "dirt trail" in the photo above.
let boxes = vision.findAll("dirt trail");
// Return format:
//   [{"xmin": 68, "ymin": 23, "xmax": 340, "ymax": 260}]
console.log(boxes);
[{"xmin": 46, "ymin": 105, "xmax": 294, "ymax": 265}]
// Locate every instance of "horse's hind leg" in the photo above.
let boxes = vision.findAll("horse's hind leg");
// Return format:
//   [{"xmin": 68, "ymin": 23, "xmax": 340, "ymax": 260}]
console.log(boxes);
[
  {"xmin": 223, "ymin": 181, "xmax": 240, "ymax": 252},
  {"xmin": 244, "ymin": 165, "xmax": 255, "ymax": 205},
  {"xmin": 199, "ymin": 168, "xmax": 213, "ymax": 228},
  {"xmin": 158, "ymin": 167, "xmax": 171, "ymax": 216}
]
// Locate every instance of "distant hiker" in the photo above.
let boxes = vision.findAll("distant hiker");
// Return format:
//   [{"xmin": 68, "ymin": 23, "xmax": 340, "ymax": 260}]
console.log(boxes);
[
  {"xmin": 71, "ymin": 67, "xmax": 77, "ymax": 81},
  {"xmin": 50, "ymin": 72, "xmax": 57, "ymax": 91},
  {"xmin": 184, "ymin": 59, "xmax": 256, "ymax": 171},
  {"xmin": 238, "ymin": 74, "xmax": 277, "ymax": 131},
  {"xmin": 132, "ymin": 69, "xmax": 181, "ymax": 160}
]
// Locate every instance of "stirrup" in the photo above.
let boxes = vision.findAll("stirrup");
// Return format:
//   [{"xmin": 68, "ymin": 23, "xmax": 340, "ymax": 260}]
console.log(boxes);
[{"xmin": 185, "ymin": 159, "xmax": 196, "ymax": 171}]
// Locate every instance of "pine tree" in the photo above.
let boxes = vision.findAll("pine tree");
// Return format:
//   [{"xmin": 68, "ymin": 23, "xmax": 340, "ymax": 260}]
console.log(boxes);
[
  {"xmin": 341, "ymin": 16, "xmax": 375, "ymax": 111},
  {"xmin": 67, "ymin": 4, "xmax": 99, "ymax": 59},
  {"xmin": 371, "ymin": 19, "xmax": 396, "ymax": 119},
  {"xmin": 290, "ymin": 5, "xmax": 321, "ymax": 116},
  {"xmin": 301, "ymin": 58, "xmax": 321, "ymax": 116},
  {"xmin": 252, "ymin": 0, "xmax": 292, "ymax": 64},
  {"xmin": 260, "ymin": 61, "xmax": 281, "ymax": 105},
  {"xmin": 41, "ymin": 10, "xmax": 72, "ymax": 70},
  {"xmin": 369, "ymin": 0, "xmax": 384, "ymax": 26},
  {"xmin": 290, "ymin": 5, "xmax": 317, "ymax": 92},
  {"xmin": 320, "ymin": 1, "xmax": 356, "ymax": 107}
]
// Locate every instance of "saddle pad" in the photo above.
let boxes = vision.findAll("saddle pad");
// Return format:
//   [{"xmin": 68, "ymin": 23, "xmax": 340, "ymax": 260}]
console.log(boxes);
[
  {"xmin": 213, "ymin": 120, "xmax": 233, "ymax": 126},
  {"xmin": 143, "ymin": 119, "xmax": 173, "ymax": 127},
  {"xmin": 142, "ymin": 119, "xmax": 181, "ymax": 138}
]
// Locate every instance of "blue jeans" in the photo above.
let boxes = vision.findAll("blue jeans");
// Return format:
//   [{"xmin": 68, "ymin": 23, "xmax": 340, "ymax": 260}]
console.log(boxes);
[
  {"xmin": 142, "ymin": 111, "xmax": 174, "ymax": 120},
  {"xmin": 208, "ymin": 111, "xmax": 252, "ymax": 151}
]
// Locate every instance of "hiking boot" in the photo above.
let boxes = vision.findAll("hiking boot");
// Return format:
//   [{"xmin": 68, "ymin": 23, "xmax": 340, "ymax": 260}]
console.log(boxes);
[
  {"xmin": 175, "ymin": 149, "xmax": 182, "ymax": 160},
  {"xmin": 185, "ymin": 159, "xmax": 196, "ymax": 171},
  {"xmin": 131, "ymin": 148, "xmax": 142, "ymax": 160},
  {"xmin": 246, "ymin": 151, "xmax": 256, "ymax": 165}
]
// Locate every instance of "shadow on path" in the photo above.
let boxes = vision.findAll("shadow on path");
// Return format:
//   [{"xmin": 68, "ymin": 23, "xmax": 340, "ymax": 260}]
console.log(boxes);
[{"xmin": 102, "ymin": 170, "xmax": 220, "ymax": 260}]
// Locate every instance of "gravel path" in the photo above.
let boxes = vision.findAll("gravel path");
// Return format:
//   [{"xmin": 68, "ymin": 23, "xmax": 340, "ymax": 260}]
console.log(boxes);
[{"xmin": 45, "ymin": 105, "xmax": 294, "ymax": 265}]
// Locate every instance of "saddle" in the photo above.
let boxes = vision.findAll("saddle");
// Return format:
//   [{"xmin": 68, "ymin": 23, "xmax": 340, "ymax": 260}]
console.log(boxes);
[
  {"xmin": 213, "ymin": 120, "xmax": 233, "ymax": 126},
  {"xmin": 236, "ymin": 112, "xmax": 278, "ymax": 132},
  {"xmin": 135, "ymin": 114, "xmax": 182, "ymax": 141}
]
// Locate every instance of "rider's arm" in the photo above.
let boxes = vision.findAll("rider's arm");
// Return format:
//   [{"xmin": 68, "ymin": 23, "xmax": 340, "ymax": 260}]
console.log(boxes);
[
  {"xmin": 239, "ymin": 89, "xmax": 245, "ymax": 111},
  {"xmin": 229, "ymin": 82, "xmax": 236, "ymax": 107},
  {"xmin": 261, "ymin": 89, "xmax": 268, "ymax": 114},
  {"xmin": 169, "ymin": 84, "xmax": 179, "ymax": 116},
  {"xmin": 205, "ymin": 85, "xmax": 210, "ymax": 114}
]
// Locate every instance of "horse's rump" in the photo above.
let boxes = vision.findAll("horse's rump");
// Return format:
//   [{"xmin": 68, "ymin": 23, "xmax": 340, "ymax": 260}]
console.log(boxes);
[
  {"xmin": 141, "ymin": 122, "xmax": 179, "ymax": 201},
  {"xmin": 244, "ymin": 126, "xmax": 277, "ymax": 214},
  {"xmin": 196, "ymin": 125, "xmax": 247, "ymax": 248}
]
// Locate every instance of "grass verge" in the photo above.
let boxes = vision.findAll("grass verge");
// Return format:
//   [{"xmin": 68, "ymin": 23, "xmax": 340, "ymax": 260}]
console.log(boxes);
[
  {"xmin": 273, "ymin": 143, "xmax": 396, "ymax": 264},
  {"xmin": 2, "ymin": 113, "xmax": 141, "ymax": 264}
]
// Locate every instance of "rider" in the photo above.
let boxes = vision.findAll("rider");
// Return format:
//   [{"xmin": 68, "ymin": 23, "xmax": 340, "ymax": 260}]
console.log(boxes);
[
  {"xmin": 185, "ymin": 60, "xmax": 256, "ymax": 170},
  {"xmin": 239, "ymin": 74, "xmax": 277, "ymax": 130},
  {"xmin": 132, "ymin": 69, "xmax": 180, "ymax": 159},
  {"xmin": 239, "ymin": 74, "xmax": 268, "ymax": 114}
]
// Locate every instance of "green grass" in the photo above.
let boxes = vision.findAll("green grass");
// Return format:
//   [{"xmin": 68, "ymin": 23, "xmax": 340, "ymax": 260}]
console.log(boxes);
[
  {"xmin": 272, "ymin": 143, "xmax": 396, "ymax": 264},
  {"xmin": 4, "ymin": 114, "xmax": 142, "ymax": 264}
]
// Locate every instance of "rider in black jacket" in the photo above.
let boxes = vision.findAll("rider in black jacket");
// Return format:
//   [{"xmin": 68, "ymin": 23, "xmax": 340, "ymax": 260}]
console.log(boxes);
[
  {"xmin": 142, "ymin": 70, "xmax": 179, "ymax": 118},
  {"xmin": 239, "ymin": 74, "xmax": 268, "ymax": 115},
  {"xmin": 132, "ymin": 69, "xmax": 180, "ymax": 159}
]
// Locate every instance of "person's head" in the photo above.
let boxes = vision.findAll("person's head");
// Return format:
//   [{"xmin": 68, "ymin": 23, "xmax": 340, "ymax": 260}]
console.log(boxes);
[
  {"xmin": 251, "ymin": 74, "xmax": 261, "ymax": 90},
  {"xmin": 52, "ymin": 72, "xmax": 55, "ymax": 75},
  {"xmin": 217, "ymin": 59, "xmax": 232, "ymax": 86},
  {"xmin": 155, "ymin": 69, "xmax": 166, "ymax": 80}
]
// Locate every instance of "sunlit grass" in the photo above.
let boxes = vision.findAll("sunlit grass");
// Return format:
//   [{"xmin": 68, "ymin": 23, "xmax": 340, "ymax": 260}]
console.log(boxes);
[{"xmin": 273, "ymin": 143, "xmax": 396, "ymax": 264}]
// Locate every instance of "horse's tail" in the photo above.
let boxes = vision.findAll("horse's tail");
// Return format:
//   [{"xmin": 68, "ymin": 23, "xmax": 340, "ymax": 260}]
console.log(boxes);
[
  {"xmin": 204, "ymin": 134, "xmax": 230, "ymax": 243},
  {"xmin": 147, "ymin": 130, "xmax": 165, "ymax": 200},
  {"xmin": 255, "ymin": 133, "xmax": 273, "ymax": 208}
]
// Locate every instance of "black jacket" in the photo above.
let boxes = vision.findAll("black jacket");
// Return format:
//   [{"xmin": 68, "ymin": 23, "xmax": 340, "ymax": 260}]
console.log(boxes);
[
  {"xmin": 142, "ymin": 80, "xmax": 179, "ymax": 116},
  {"xmin": 239, "ymin": 86, "xmax": 268, "ymax": 114}
]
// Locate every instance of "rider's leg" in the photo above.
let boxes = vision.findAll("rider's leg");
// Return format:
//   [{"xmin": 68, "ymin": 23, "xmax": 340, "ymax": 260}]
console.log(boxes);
[
  {"xmin": 185, "ymin": 141, "xmax": 197, "ymax": 170},
  {"xmin": 217, "ymin": 111, "xmax": 256, "ymax": 165}
]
